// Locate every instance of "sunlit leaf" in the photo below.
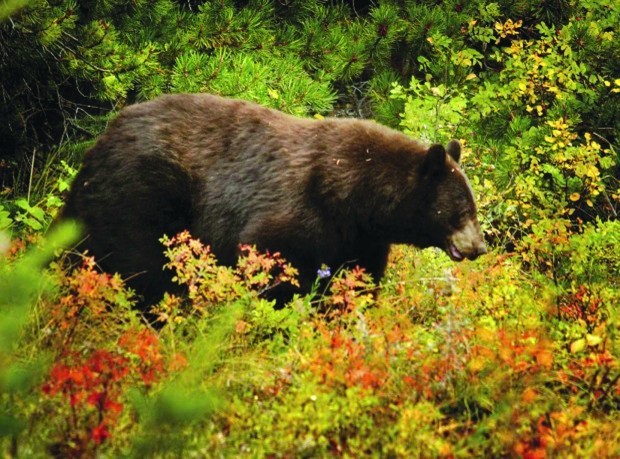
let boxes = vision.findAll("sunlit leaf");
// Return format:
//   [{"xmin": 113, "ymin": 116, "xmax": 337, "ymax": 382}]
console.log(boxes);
[{"xmin": 570, "ymin": 338, "xmax": 586, "ymax": 354}]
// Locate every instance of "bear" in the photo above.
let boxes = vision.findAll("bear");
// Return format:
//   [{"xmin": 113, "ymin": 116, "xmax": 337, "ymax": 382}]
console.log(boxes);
[{"xmin": 59, "ymin": 93, "xmax": 487, "ymax": 308}]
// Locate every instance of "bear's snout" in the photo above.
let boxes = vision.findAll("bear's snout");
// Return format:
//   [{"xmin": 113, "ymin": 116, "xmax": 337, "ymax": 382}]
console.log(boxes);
[
  {"xmin": 447, "ymin": 219, "xmax": 487, "ymax": 262},
  {"xmin": 467, "ymin": 241, "xmax": 487, "ymax": 260}
]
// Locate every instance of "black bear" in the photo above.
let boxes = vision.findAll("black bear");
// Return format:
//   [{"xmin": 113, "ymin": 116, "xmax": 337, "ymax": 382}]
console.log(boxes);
[{"xmin": 59, "ymin": 94, "xmax": 486, "ymax": 307}]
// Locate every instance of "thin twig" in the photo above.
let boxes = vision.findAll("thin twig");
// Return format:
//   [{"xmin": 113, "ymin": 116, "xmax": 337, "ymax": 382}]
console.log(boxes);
[{"xmin": 27, "ymin": 148, "xmax": 36, "ymax": 204}]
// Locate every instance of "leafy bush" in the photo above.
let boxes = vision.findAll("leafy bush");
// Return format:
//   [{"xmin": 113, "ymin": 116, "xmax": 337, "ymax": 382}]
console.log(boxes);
[
  {"xmin": 392, "ymin": 3, "xmax": 618, "ymax": 245},
  {"xmin": 1, "ymin": 223, "xmax": 618, "ymax": 457}
]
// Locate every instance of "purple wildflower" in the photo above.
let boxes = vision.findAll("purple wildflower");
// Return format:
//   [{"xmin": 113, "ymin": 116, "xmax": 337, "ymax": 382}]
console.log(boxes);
[{"xmin": 317, "ymin": 266, "xmax": 331, "ymax": 279}]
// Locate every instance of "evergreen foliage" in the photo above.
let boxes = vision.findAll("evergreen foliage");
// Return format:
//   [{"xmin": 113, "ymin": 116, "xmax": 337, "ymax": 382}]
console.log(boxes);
[{"xmin": 3, "ymin": 1, "xmax": 615, "ymax": 195}]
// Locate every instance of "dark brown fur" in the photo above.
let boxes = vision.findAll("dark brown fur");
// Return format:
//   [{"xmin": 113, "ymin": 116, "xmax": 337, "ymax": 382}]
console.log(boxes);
[{"xmin": 60, "ymin": 94, "xmax": 485, "ymax": 308}]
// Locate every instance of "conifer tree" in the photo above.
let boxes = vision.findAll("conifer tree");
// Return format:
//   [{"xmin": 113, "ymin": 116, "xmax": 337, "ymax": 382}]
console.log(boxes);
[{"xmin": 0, "ymin": 0, "xmax": 617, "ymax": 200}]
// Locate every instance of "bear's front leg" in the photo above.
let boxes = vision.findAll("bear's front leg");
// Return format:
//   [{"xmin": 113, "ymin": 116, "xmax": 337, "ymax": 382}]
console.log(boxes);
[
  {"xmin": 350, "ymin": 242, "xmax": 391, "ymax": 284},
  {"xmin": 238, "ymin": 212, "xmax": 338, "ymax": 305}
]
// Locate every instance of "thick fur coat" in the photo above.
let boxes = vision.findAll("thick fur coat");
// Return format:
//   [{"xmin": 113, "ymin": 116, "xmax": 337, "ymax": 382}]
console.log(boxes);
[{"xmin": 60, "ymin": 94, "xmax": 486, "ymax": 307}]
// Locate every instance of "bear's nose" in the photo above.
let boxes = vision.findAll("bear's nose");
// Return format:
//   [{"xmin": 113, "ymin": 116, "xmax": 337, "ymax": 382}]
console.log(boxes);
[
  {"xmin": 474, "ymin": 243, "xmax": 487, "ymax": 259},
  {"xmin": 467, "ymin": 243, "xmax": 487, "ymax": 260}
]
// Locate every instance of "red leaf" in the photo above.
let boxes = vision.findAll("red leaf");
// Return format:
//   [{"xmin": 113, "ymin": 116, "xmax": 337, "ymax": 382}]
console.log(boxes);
[{"xmin": 91, "ymin": 423, "xmax": 110, "ymax": 445}]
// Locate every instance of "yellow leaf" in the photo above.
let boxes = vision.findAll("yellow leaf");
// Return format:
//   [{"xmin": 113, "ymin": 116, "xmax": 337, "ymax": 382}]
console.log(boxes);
[
  {"xmin": 314, "ymin": 113, "xmax": 324, "ymax": 120},
  {"xmin": 570, "ymin": 339, "xmax": 586, "ymax": 354},
  {"xmin": 586, "ymin": 200, "xmax": 593, "ymax": 207},
  {"xmin": 569, "ymin": 192, "xmax": 580, "ymax": 201},
  {"xmin": 268, "ymin": 88, "xmax": 279, "ymax": 100},
  {"xmin": 466, "ymin": 73, "xmax": 477, "ymax": 80},
  {"xmin": 468, "ymin": 356, "xmax": 486, "ymax": 373},
  {"xmin": 586, "ymin": 334, "xmax": 603, "ymax": 346}
]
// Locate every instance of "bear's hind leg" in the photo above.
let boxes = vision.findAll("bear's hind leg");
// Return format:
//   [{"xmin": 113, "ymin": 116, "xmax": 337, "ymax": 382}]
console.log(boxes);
[{"xmin": 62, "ymin": 152, "xmax": 193, "ymax": 310}]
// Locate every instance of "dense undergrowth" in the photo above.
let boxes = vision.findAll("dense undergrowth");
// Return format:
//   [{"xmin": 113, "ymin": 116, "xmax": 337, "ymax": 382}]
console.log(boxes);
[
  {"xmin": 1, "ymin": 0, "xmax": 619, "ymax": 457},
  {"xmin": 1, "ymin": 226, "xmax": 618, "ymax": 457}
]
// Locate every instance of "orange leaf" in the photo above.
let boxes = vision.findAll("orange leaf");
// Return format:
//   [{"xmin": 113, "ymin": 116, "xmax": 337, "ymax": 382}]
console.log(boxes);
[
  {"xmin": 535, "ymin": 349, "xmax": 554, "ymax": 368},
  {"xmin": 522, "ymin": 387, "xmax": 538, "ymax": 403}
]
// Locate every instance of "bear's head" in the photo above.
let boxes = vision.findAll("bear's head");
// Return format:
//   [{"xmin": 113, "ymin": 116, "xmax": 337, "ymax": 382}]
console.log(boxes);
[
  {"xmin": 420, "ymin": 140, "xmax": 486, "ymax": 261},
  {"xmin": 392, "ymin": 140, "xmax": 487, "ymax": 261}
]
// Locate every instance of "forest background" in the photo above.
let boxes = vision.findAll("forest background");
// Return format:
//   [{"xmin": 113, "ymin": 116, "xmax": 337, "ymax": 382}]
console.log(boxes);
[{"xmin": 0, "ymin": 0, "xmax": 618, "ymax": 457}]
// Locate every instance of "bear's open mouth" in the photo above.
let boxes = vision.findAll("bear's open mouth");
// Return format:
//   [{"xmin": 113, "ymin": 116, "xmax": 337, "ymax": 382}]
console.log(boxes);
[{"xmin": 446, "ymin": 240, "xmax": 465, "ymax": 262}]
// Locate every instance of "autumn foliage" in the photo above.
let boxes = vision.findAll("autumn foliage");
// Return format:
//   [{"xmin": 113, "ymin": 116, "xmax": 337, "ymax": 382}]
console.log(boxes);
[{"xmin": 0, "ymin": 220, "xmax": 616, "ymax": 457}]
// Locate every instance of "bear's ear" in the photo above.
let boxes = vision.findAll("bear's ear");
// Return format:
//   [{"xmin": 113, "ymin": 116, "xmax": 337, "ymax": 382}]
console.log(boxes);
[
  {"xmin": 423, "ymin": 144, "xmax": 447, "ymax": 176},
  {"xmin": 446, "ymin": 140, "xmax": 461, "ymax": 164}
]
